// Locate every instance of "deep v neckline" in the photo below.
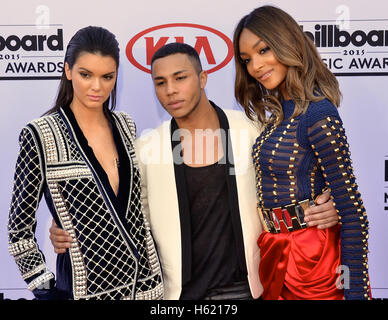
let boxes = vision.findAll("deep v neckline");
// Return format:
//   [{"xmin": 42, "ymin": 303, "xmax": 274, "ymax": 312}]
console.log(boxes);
[
  {"xmin": 61, "ymin": 107, "xmax": 131, "ymax": 215},
  {"xmin": 75, "ymin": 113, "xmax": 120, "ymax": 198},
  {"xmin": 84, "ymin": 121, "xmax": 120, "ymax": 197}
]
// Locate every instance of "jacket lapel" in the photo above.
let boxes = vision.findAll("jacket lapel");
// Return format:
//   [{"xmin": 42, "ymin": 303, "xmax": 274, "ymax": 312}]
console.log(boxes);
[
  {"xmin": 212, "ymin": 103, "xmax": 248, "ymax": 275},
  {"xmin": 170, "ymin": 118, "xmax": 193, "ymax": 286}
]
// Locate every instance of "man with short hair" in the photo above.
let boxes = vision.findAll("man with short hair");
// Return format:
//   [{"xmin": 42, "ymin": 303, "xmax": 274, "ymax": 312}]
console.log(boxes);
[{"xmin": 50, "ymin": 43, "xmax": 339, "ymax": 300}]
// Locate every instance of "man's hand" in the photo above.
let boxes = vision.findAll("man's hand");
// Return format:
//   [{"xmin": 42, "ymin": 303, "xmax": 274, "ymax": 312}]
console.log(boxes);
[
  {"xmin": 304, "ymin": 190, "xmax": 339, "ymax": 229},
  {"xmin": 49, "ymin": 220, "xmax": 73, "ymax": 254}
]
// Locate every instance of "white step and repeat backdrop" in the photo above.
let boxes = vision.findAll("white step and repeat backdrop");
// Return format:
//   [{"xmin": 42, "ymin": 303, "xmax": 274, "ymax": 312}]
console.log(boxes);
[{"xmin": 0, "ymin": 0, "xmax": 387, "ymax": 299}]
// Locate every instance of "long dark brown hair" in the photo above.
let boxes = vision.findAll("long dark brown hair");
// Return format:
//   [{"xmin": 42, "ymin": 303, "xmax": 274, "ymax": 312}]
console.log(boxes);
[
  {"xmin": 44, "ymin": 26, "xmax": 120, "ymax": 115},
  {"xmin": 233, "ymin": 5, "xmax": 341, "ymax": 125}
]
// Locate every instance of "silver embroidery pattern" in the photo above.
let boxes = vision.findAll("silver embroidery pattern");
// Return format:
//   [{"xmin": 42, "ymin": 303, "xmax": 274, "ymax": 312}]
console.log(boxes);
[
  {"xmin": 8, "ymin": 126, "xmax": 54, "ymax": 291},
  {"xmin": 114, "ymin": 112, "xmax": 161, "ymax": 276},
  {"xmin": 8, "ymin": 110, "xmax": 163, "ymax": 300},
  {"xmin": 112, "ymin": 112, "xmax": 163, "ymax": 295}
]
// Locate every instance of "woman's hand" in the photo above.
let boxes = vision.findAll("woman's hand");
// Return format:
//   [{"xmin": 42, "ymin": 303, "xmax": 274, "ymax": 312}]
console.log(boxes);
[
  {"xmin": 49, "ymin": 220, "xmax": 73, "ymax": 254},
  {"xmin": 304, "ymin": 190, "xmax": 339, "ymax": 229}
]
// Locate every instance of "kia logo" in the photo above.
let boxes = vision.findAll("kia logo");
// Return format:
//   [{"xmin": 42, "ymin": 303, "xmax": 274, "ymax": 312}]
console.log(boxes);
[{"xmin": 126, "ymin": 23, "xmax": 234, "ymax": 74}]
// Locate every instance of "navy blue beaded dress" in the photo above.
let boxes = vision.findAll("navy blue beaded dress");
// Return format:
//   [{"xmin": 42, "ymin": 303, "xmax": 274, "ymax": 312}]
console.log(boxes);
[{"xmin": 252, "ymin": 98, "xmax": 370, "ymax": 300}]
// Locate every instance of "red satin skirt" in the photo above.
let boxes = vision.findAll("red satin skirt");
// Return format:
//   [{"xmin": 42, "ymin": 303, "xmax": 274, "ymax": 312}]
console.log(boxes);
[{"xmin": 258, "ymin": 224, "xmax": 344, "ymax": 300}]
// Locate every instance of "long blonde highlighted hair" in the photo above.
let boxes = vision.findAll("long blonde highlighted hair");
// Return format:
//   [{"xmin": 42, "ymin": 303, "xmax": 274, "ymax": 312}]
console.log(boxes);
[{"xmin": 233, "ymin": 5, "xmax": 341, "ymax": 125}]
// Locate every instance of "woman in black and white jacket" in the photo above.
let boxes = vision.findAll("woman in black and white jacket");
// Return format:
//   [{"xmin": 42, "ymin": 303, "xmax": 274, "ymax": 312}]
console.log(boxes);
[{"xmin": 7, "ymin": 26, "xmax": 163, "ymax": 300}]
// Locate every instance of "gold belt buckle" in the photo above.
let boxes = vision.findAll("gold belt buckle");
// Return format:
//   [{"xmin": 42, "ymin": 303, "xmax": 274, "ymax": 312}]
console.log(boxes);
[
  {"xmin": 259, "ymin": 199, "xmax": 313, "ymax": 234},
  {"xmin": 296, "ymin": 199, "xmax": 314, "ymax": 229}
]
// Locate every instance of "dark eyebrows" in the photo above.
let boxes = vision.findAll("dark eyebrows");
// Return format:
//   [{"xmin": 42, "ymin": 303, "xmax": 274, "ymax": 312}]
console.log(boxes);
[
  {"xmin": 153, "ymin": 69, "xmax": 188, "ymax": 81},
  {"xmin": 77, "ymin": 67, "xmax": 116, "ymax": 76},
  {"xmin": 239, "ymin": 39, "xmax": 263, "ymax": 56},
  {"xmin": 78, "ymin": 67, "xmax": 92, "ymax": 73},
  {"xmin": 103, "ymin": 71, "xmax": 116, "ymax": 76},
  {"xmin": 173, "ymin": 70, "xmax": 188, "ymax": 75},
  {"xmin": 252, "ymin": 39, "xmax": 263, "ymax": 49}
]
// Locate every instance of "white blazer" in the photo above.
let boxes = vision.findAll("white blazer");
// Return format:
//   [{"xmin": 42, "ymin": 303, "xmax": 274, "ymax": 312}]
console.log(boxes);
[{"xmin": 135, "ymin": 106, "xmax": 263, "ymax": 299}]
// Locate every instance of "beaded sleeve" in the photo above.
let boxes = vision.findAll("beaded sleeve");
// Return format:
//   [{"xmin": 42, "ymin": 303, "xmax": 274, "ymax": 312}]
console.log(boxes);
[
  {"xmin": 307, "ymin": 114, "xmax": 370, "ymax": 300},
  {"xmin": 7, "ymin": 126, "xmax": 55, "ymax": 294}
]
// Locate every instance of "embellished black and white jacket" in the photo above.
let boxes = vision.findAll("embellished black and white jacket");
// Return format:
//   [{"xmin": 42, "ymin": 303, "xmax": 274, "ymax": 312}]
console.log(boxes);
[{"xmin": 8, "ymin": 107, "xmax": 163, "ymax": 300}]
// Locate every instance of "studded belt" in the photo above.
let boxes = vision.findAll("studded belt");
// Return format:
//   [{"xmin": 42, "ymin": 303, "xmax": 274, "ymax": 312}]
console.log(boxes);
[{"xmin": 258, "ymin": 199, "xmax": 314, "ymax": 234}]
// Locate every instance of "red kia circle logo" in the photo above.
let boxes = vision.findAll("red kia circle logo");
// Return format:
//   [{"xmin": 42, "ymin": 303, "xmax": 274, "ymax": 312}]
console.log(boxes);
[{"xmin": 126, "ymin": 23, "xmax": 234, "ymax": 74}]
